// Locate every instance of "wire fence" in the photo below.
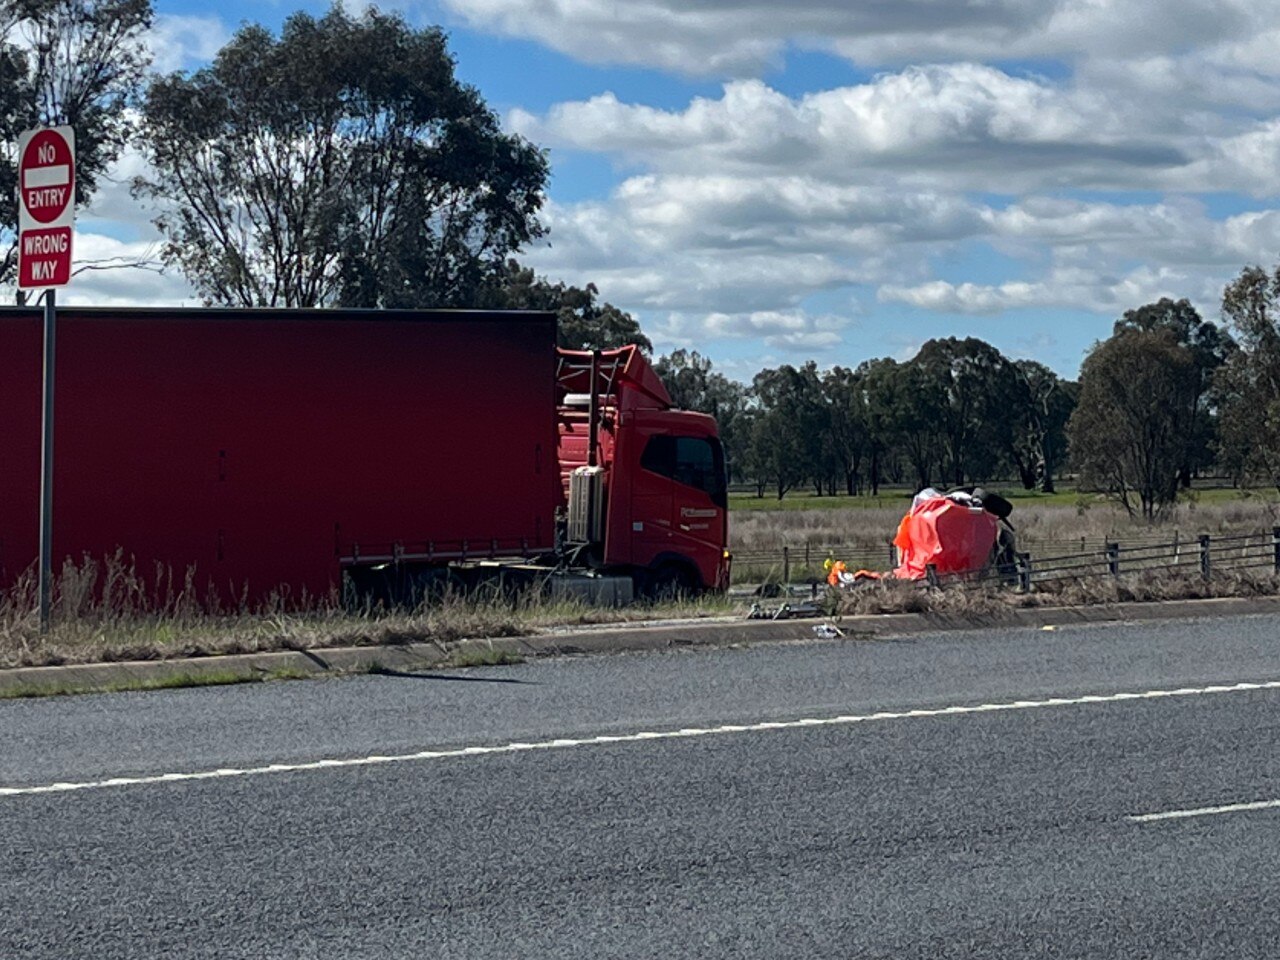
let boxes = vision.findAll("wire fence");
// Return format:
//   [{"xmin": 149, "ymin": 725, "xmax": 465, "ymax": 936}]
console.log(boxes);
[{"xmin": 732, "ymin": 527, "xmax": 1280, "ymax": 590}]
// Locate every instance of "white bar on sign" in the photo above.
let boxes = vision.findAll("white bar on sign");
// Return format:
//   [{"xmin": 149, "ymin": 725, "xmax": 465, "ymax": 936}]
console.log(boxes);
[{"xmin": 23, "ymin": 164, "xmax": 70, "ymax": 189}]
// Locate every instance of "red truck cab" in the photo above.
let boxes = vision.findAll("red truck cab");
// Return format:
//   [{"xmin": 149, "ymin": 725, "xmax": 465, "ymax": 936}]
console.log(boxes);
[{"xmin": 556, "ymin": 347, "xmax": 730, "ymax": 594}]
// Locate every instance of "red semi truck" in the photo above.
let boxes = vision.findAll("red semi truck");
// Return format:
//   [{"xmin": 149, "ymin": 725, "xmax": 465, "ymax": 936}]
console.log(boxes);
[{"xmin": 0, "ymin": 307, "xmax": 730, "ymax": 605}]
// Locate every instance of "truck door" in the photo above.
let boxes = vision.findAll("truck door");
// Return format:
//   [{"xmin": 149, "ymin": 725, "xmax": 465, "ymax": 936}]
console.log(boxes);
[
  {"xmin": 632, "ymin": 433, "xmax": 727, "ymax": 575},
  {"xmin": 667, "ymin": 436, "xmax": 727, "ymax": 563},
  {"xmin": 632, "ymin": 433, "xmax": 676, "ymax": 564}
]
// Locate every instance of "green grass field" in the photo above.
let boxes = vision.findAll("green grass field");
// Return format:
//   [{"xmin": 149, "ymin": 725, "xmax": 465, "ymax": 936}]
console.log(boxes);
[{"xmin": 729, "ymin": 484, "xmax": 1280, "ymax": 512}]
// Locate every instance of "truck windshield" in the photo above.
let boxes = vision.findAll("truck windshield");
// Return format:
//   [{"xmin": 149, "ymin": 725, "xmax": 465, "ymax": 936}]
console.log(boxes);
[{"xmin": 641, "ymin": 435, "xmax": 727, "ymax": 508}]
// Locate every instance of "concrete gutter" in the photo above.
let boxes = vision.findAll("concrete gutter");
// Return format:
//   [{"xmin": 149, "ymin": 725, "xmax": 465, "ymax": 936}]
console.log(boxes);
[{"xmin": 3, "ymin": 595, "xmax": 1280, "ymax": 697}]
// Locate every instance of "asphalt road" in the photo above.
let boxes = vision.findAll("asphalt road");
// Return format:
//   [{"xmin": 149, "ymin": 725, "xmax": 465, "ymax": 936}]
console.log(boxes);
[{"xmin": 4, "ymin": 614, "xmax": 1280, "ymax": 958}]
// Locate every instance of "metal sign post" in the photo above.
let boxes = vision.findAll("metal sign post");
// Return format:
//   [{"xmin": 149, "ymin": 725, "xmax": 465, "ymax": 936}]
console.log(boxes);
[
  {"xmin": 38, "ymin": 288, "xmax": 55, "ymax": 631},
  {"xmin": 18, "ymin": 125, "xmax": 76, "ymax": 632}
]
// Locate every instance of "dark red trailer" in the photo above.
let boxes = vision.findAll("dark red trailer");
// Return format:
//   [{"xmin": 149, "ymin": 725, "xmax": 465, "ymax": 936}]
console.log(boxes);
[{"xmin": 0, "ymin": 307, "xmax": 729, "ymax": 605}]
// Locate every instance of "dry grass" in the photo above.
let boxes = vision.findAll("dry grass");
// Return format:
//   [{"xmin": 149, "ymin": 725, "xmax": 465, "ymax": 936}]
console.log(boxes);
[
  {"xmin": 1018, "ymin": 567, "xmax": 1280, "ymax": 606},
  {"xmin": 0, "ymin": 665, "xmax": 317, "ymax": 700},
  {"xmin": 0, "ymin": 554, "xmax": 735, "ymax": 669},
  {"xmin": 833, "ymin": 578, "xmax": 1014, "ymax": 619},
  {"xmin": 829, "ymin": 567, "xmax": 1280, "ymax": 619},
  {"xmin": 732, "ymin": 496, "xmax": 1280, "ymax": 563}
]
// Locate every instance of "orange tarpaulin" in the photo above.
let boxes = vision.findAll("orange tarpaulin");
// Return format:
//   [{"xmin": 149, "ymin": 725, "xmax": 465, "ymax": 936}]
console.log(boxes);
[{"xmin": 893, "ymin": 495, "xmax": 998, "ymax": 580}]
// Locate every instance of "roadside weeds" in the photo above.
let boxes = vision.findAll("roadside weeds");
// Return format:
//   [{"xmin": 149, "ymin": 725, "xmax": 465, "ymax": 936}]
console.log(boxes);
[
  {"xmin": 833, "ymin": 568, "xmax": 1280, "ymax": 620},
  {"xmin": 0, "ymin": 556, "xmax": 734, "ymax": 670},
  {"xmin": 2, "ymin": 555, "xmax": 1280, "ymax": 699},
  {"xmin": 0, "ymin": 665, "xmax": 317, "ymax": 699}
]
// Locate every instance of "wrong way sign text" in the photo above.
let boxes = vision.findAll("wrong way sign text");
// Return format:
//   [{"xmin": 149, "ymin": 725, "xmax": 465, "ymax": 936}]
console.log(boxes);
[{"xmin": 18, "ymin": 126, "xmax": 76, "ymax": 291}]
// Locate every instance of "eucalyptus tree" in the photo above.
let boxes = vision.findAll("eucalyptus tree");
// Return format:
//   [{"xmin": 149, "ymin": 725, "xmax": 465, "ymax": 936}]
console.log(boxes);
[
  {"xmin": 821, "ymin": 365, "xmax": 868, "ymax": 496},
  {"xmin": 136, "ymin": 6, "xmax": 547, "ymax": 308},
  {"xmin": 748, "ymin": 363, "xmax": 826, "ymax": 499},
  {"xmin": 909, "ymin": 337, "xmax": 1019, "ymax": 487},
  {"xmin": 1068, "ymin": 327, "xmax": 1199, "ymax": 520},
  {"xmin": 1009, "ymin": 360, "xmax": 1076, "ymax": 493},
  {"xmin": 1115, "ymin": 297, "xmax": 1233, "ymax": 487},
  {"xmin": 1217, "ymin": 266, "xmax": 1280, "ymax": 489}
]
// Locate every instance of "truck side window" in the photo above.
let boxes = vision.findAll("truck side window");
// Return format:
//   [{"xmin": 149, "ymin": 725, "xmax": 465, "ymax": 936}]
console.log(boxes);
[
  {"xmin": 640, "ymin": 436, "xmax": 676, "ymax": 478},
  {"xmin": 641, "ymin": 435, "xmax": 727, "ymax": 508}
]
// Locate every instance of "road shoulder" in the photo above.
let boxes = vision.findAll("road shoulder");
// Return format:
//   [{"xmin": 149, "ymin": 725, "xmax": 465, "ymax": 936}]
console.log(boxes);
[{"xmin": 3, "ymin": 595, "xmax": 1278, "ymax": 698}]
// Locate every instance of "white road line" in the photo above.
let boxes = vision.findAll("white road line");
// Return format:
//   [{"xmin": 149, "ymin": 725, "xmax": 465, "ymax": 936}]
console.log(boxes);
[
  {"xmin": 3, "ymin": 679, "xmax": 1279, "ymax": 799},
  {"xmin": 1129, "ymin": 799, "xmax": 1280, "ymax": 823}
]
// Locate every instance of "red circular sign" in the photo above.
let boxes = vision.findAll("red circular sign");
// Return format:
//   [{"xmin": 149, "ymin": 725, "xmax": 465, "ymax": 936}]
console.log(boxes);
[{"xmin": 20, "ymin": 129, "xmax": 75, "ymax": 225}]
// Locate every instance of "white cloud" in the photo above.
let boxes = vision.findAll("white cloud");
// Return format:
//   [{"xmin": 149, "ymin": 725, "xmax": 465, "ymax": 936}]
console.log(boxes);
[
  {"xmin": 878, "ymin": 279, "xmax": 1041, "ymax": 315},
  {"xmin": 512, "ymin": 67, "xmax": 1228, "ymax": 195},
  {"xmin": 1177, "ymin": 121, "xmax": 1280, "ymax": 196},
  {"xmin": 78, "ymin": 139, "xmax": 157, "ymax": 236},
  {"xmin": 877, "ymin": 263, "xmax": 1212, "ymax": 318},
  {"xmin": 646, "ymin": 308, "xmax": 849, "ymax": 355},
  {"xmin": 148, "ymin": 14, "xmax": 231, "ymax": 73},
  {"xmin": 610, "ymin": 175, "xmax": 987, "ymax": 253},
  {"xmin": 440, "ymin": 0, "xmax": 789, "ymax": 76},
  {"xmin": 525, "ymin": 191, "xmax": 868, "ymax": 314},
  {"xmin": 441, "ymin": 0, "xmax": 1263, "ymax": 77},
  {"xmin": 523, "ymin": 169, "xmax": 1280, "ymax": 345},
  {"xmin": 530, "ymin": 170, "xmax": 1280, "ymax": 304}
]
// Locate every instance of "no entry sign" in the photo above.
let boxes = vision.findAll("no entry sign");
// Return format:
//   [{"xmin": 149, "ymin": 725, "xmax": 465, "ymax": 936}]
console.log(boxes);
[{"xmin": 17, "ymin": 126, "xmax": 75, "ymax": 290}]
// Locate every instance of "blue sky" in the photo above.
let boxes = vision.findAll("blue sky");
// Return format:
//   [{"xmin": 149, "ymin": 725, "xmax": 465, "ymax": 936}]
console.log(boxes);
[{"xmin": 55, "ymin": 0, "xmax": 1280, "ymax": 380}]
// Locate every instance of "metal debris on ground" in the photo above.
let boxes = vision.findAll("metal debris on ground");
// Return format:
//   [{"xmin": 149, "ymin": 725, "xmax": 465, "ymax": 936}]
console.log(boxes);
[{"xmin": 746, "ymin": 601, "xmax": 824, "ymax": 620}]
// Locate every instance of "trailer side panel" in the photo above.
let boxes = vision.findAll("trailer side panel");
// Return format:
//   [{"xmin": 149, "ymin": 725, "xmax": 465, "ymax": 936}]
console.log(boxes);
[{"xmin": 0, "ymin": 308, "xmax": 560, "ymax": 603}]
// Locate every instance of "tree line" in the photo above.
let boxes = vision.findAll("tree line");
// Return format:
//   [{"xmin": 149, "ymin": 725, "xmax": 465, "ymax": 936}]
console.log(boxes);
[{"xmin": 655, "ymin": 339, "xmax": 1076, "ymax": 501}]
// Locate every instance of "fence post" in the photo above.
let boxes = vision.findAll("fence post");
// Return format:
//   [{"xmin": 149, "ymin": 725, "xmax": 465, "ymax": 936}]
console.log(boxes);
[
  {"xmin": 925, "ymin": 563, "xmax": 938, "ymax": 587},
  {"xmin": 1017, "ymin": 552, "xmax": 1032, "ymax": 592},
  {"xmin": 804, "ymin": 542, "xmax": 810, "ymax": 572},
  {"xmin": 1273, "ymin": 526, "xmax": 1280, "ymax": 574},
  {"xmin": 783, "ymin": 545, "xmax": 790, "ymax": 584},
  {"xmin": 887, "ymin": 542, "xmax": 896, "ymax": 568},
  {"xmin": 1105, "ymin": 541, "xmax": 1120, "ymax": 578},
  {"xmin": 1199, "ymin": 534, "xmax": 1211, "ymax": 581}
]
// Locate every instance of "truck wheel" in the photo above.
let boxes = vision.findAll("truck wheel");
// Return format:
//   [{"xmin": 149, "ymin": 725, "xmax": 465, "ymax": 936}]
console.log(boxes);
[{"xmin": 645, "ymin": 562, "xmax": 701, "ymax": 602}]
